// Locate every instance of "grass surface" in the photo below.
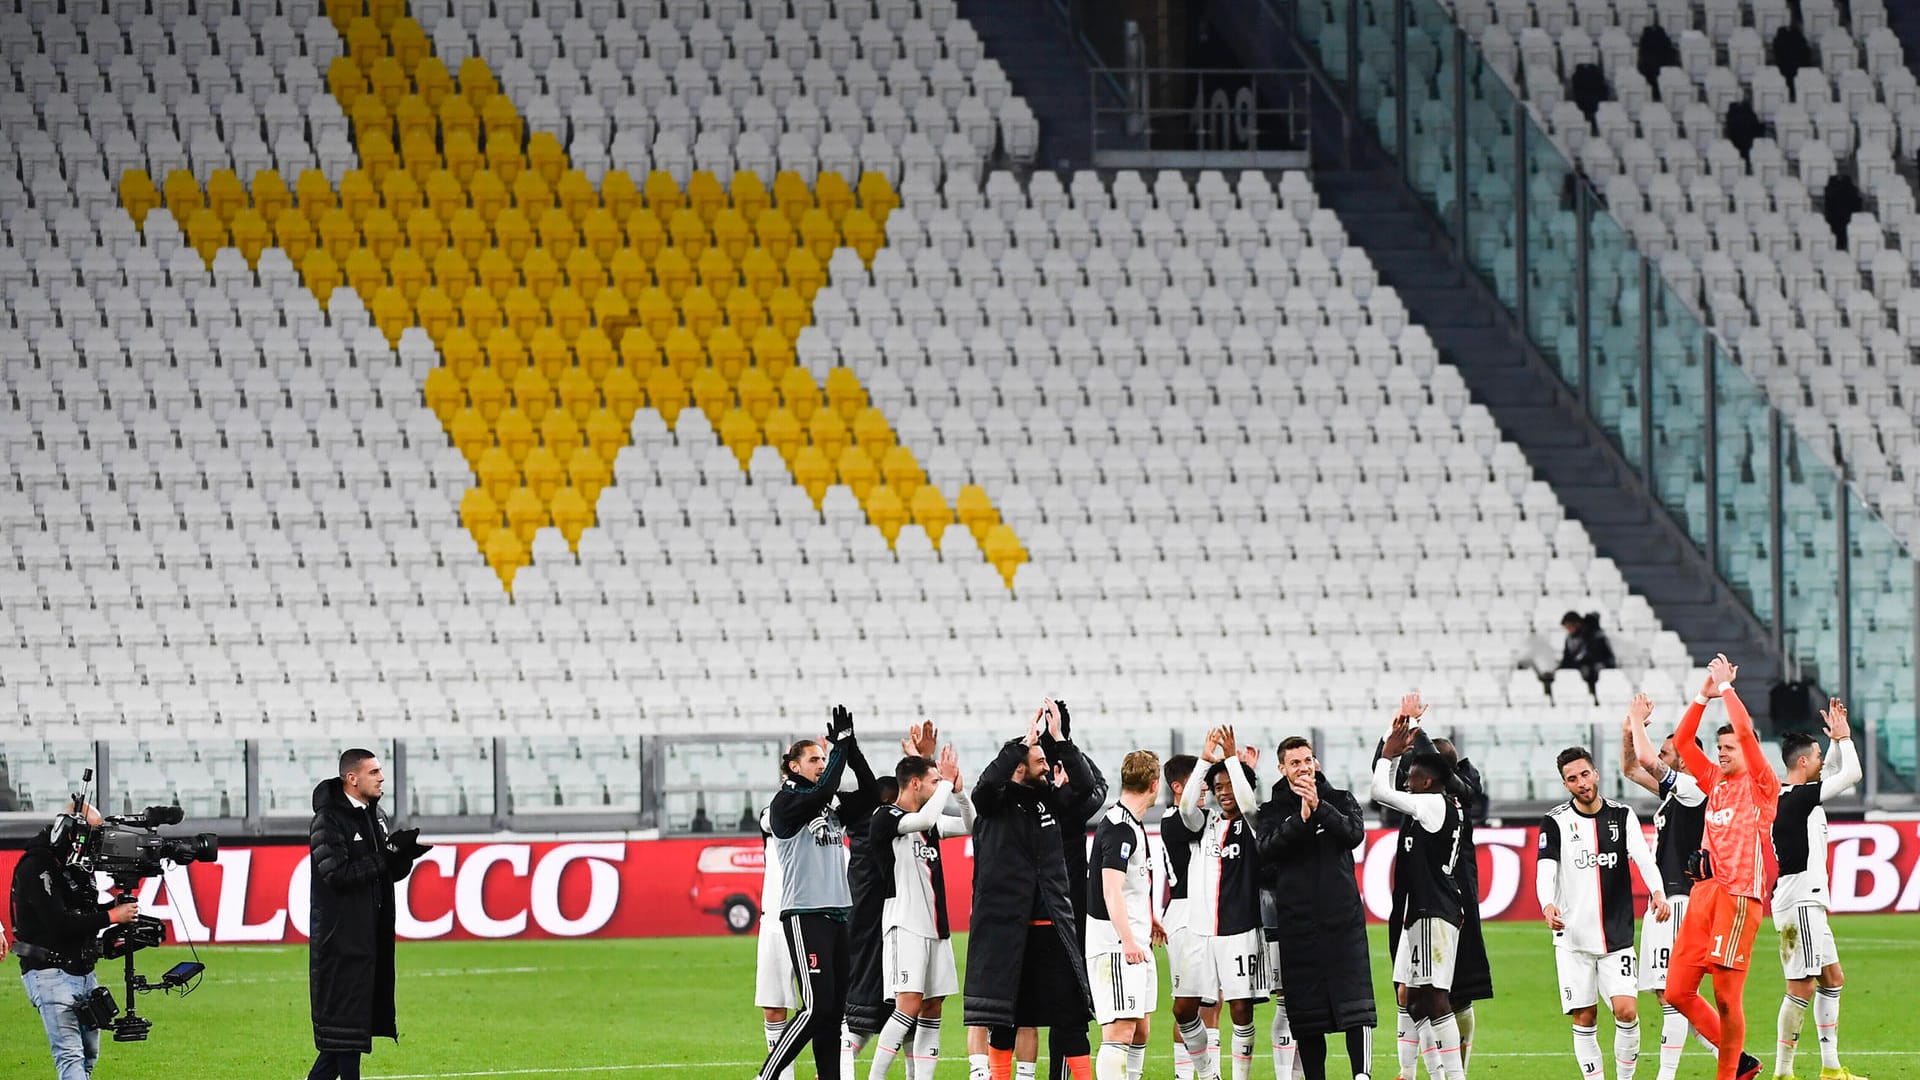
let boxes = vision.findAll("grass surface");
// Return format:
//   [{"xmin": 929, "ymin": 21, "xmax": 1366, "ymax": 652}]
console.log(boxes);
[{"xmin": 1, "ymin": 916, "xmax": 1915, "ymax": 1077}]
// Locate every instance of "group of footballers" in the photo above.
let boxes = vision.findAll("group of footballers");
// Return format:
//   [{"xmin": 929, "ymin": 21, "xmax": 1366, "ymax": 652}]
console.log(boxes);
[{"xmin": 749, "ymin": 653, "xmax": 1870, "ymax": 1080}]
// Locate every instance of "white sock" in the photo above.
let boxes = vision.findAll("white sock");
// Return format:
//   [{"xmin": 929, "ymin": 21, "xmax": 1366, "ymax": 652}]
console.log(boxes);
[
  {"xmin": 1096, "ymin": 1042, "xmax": 1128, "ymax": 1080},
  {"xmin": 910, "ymin": 1016, "xmax": 941, "ymax": 1080},
  {"xmin": 1777, "ymin": 994, "xmax": 1809, "ymax": 1077},
  {"xmin": 1126, "ymin": 1041, "xmax": 1146, "ymax": 1080},
  {"xmin": 1816, "ymin": 985, "xmax": 1842, "ymax": 1070},
  {"xmin": 869, "ymin": 1012, "xmax": 915, "ymax": 1080},
  {"xmin": 1175, "ymin": 1037, "xmax": 1195, "ymax": 1080},
  {"xmin": 1416, "ymin": 1018, "xmax": 1441, "ymax": 1080},
  {"xmin": 1180, "ymin": 1018, "xmax": 1218, "ymax": 1080},
  {"xmin": 1271, "ymin": 998, "xmax": 1296, "ymax": 1080},
  {"xmin": 1615, "ymin": 1018, "xmax": 1640, "ymax": 1080},
  {"xmin": 1430, "ymin": 1013, "xmax": 1465, "ymax": 1080},
  {"xmin": 1016, "ymin": 1061, "xmax": 1037, "ymax": 1080},
  {"xmin": 1657, "ymin": 1004, "xmax": 1689, "ymax": 1080},
  {"xmin": 843, "ymin": 1025, "xmax": 869, "ymax": 1079},
  {"xmin": 1398, "ymin": 1007, "xmax": 1418, "ymax": 1079},
  {"xmin": 1573, "ymin": 1023, "xmax": 1603, "ymax": 1078},
  {"xmin": 1455, "ymin": 1004, "xmax": 1474, "ymax": 1073},
  {"xmin": 765, "ymin": 1020, "xmax": 796, "ymax": 1080},
  {"xmin": 969, "ymin": 1052, "xmax": 991, "ymax": 1080},
  {"xmin": 1232, "ymin": 1023, "xmax": 1256, "ymax": 1080}
]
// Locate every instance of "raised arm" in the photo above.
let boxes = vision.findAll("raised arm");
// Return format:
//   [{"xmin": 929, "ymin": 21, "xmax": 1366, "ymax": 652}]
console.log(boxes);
[
  {"xmin": 1672, "ymin": 678, "xmax": 1717, "ymax": 792},
  {"xmin": 1621, "ymin": 694, "xmax": 1665, "ymax": 796},
  {"xmin": 944, "ymin": 785, "xmax": 977, "ymax": 837},
  {"xmin": 769, "ymin": 743, "xmax": 848, "ymax": 838},
  {"xmin": 1818, "ymin": 700, "xmax": 1863, "ymax": 801},
  {"xmin": 893, "ymin": 780, "xmax": 953, "ymax": 834},
  {"xmin": 1722, "ymin": 686, "xmax": 1779, "ymax": 799},
  {"xmin": 971, "ymin": 737, "xmax": 1029, "ymax": 816},
  {"xmin": 1370, "ymin": 756, "xmax": 1447, "ymax": 832},
  {"xmin": 1176, "ymin": 757, "xmax": 1206, "ymax": 830},
  {"xmin": 1226, "ymin": 758, "xmax": 1260, "ymax": 826}
]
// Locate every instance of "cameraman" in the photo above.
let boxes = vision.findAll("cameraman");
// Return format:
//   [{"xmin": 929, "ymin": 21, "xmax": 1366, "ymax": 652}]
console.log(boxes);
[
  {"xmin": 10, "ymin": 800, "xmax": 141, "ymax": 1080},
  {"xmin": 308, "ymin": 749, "xmax": 431, "ymax": 1080}
]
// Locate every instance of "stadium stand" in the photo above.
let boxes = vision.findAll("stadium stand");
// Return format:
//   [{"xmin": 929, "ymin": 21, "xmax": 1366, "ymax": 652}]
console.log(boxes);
[{"xmin": 0, "ymin": 0, "xmax": 1791, "ymax": 819}]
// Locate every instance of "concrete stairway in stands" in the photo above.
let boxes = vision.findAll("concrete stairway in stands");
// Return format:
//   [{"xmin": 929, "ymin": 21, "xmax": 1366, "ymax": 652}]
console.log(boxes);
[{"xmin": 956, "ymin": 0, "xmax": 1096, "ymax": 169}]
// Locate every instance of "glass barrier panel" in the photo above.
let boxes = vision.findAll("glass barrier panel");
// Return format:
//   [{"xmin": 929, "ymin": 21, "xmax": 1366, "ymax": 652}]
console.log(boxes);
[
  {"xmin": 1402, "ymin": 0, "xmax": 1456, "ymax": 214},
  {"xmin": 0, "ymin": 741, "xmax": 95, "ymax": 814},
  {"xmin": 1307, "ymin": 0, "xmax": 1351, "ymax": 88},
  {"xmin": 1715, "ymin": 355, "xmax": 1774, "ymax": 617},
  {"xmin": 1522, "ymin": 129, "xmax": 1580, "ymax": 386},
  {"xmin": 1462, "ymin": 53, "xmax": 1517, "ymax": 307},
  {"xmin": 1779, "ymin": 432, "xmax": 1842, "ymax": 690},
  {"xmin": 656, "ymin": 737, "xmax": 785, "ymax": 832},
  {"xmin": 1649, "ymin": 282, "xmax": 1709, "ymax": 549},
  {"xmin": 503, "ymin": 735, "xmax": 645, "ymax": 813},
  {"xmin": 107, "ymin": 740, "xmax": 245, "ymax": 820},
  {"xmin": 1847, "ymin": 501, "xmax": 1915, "ymax": 791},
  {"xmin": 406, "ymin": 737, "xmax": 496, "ymax": 816},
  {"xmin": 1356, "ymin": 0, "xmax": 1395, "ymax": 147},
  {"xmin": 260, "ymin": 739, "xmax": 397, "ymax": 815},
  {"xmin": 1585, "ymin": 207, "xmax": 1644, "ymax": 470}
]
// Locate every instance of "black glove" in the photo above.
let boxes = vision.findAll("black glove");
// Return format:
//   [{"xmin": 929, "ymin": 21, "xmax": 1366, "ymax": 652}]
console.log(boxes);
[
  {"xmin": 826, "ymin": 704, "xmax": 855, "ymax": 746},
  {"xmin": 390, "ymin": 828, "xmax": 432, "ymax": 860},
  {"xmin": 1053, "ymin": 699, "xmax": 1071, "ymax": 739},
  {"xmin": 1685, "ymin": 848, "xmax": 1713, "ymax": 882}
]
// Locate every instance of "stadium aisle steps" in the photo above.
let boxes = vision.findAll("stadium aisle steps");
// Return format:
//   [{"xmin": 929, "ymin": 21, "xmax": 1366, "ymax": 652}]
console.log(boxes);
[
  {"xmin": 954, "ymin": 0, "xmax": 1093, "ymax": 169},
  {"xmin": 1890, "ymin": 5, "xmax": 1920, "ymax": 86},
  {"xmin": 1317, "ymin": 168, "xmax": 1784, "ymax": 707}
]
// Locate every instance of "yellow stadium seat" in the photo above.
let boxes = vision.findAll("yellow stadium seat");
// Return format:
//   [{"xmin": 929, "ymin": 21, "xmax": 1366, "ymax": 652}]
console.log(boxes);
[
  {"xmin": 956, "ymin": 485, "xmax": 1000, "ymax": 543},
  {"xmin": 450, "ymin": 407, "xmax": 493, "ymax": 465},
  {"xmin": 425, "ymin": 169, "xmax": 464, "ymax": 221},
  {"xmin": 864, "ymin": 484, "xmax": 907, "ymax": 546},
  {"xmin": 682, "ymin": 287, "xmax": 721, "ymax": 343},
  {"xmin": 295, "ymin": 168, "xmax": 336, "ymax": 224},
  {"xmin": 496, "ymin": 407, "xmax": 537, "ymax": 462},
  {"xmin": 483, "ymin": 100, "xmax": 525, "ymax": 155},
  {"xmin": 762, "ymin": 408, "xmax": 804, "ymax": 463},
  {"xmin": 443, "ymin": 131, "xmax": 482, "ymax": 185},
  {"xmin": 798, "ymin": 208, "xmax": 839, "ymax": 262},
  {"xmin": 842, "ymin": 208, "xmax": 882, "ymax": 266},
  {"xmin": 620, "ymin": 327, "xmax": 660, "ymax": 369},
  {"xmin": 230, "ymin": 209, "xmax": 270, "ymax": 267},
  {"xmin": 695, "ymin": 246, "xmax": 736, "ymax": 300},
  {"xmin": 414, "ymin": 57, "xmax": 454, "ymax": 109},
  {"xmin": 439, "ymin": 328, "xmax": 483, "ymax": 384},
  {"xmin": 584, "ymin": 407, "xmax": 627, "ymax": 460},
  {"xmin": 557, "ymin": 366, "xmax": 600, "ymax": 422},
  {"xmin": 521, "ymin": 248, "xmax": 559, "ymax": 301},
  {"xmin": 880, "ymin": 445, "xmax": 924, "ymax": 501},
  {"xmin": 780, "ymin": 366, "xmax": 822, "ymax": 422},
  {"xmin": 568, "ymin": 446, "xmax": 611, "ymax": 503},
  {"xmin": 542, "ymin": 409, "xmax": 585, "ymax": 463},
  {"xmin": 361, "ymin": 207, "xmax": 401, "ymax": 261},
  {"xmin": 487, "ymin": 329, "xmax": 528, "ymax": 380},
  {"xmin": 773, "ymin": 171, "xmax": 813, "ymax": 224},
  {"xmin": 728, "ymin": 289, "xmax": 768, "ymax": 340},
  {"xmin": 300, "ymin": 248, "xmax": 341, "ymax": 304},
  {"xmin": 351, "ymin": 95, "xmax": 391, "ymax": 150},
  {"xmin": 654, "ymin": 247, "xmax": 693, "ymax": 301},
  {"xmin": 815, "ymin": 172, "xmax": 855, "ymax": 224},
  {"xmin": 338, "ymin": 169, "xmax": 379, "ymax": 221},
  {"xmin": 502, "ymin": 286, "xmax": 545, "ymax": 342},
  {"xmin": 475, "ymin": 247, "xmax": 517, "ymax": 300},
  {"xmin": 406, "ymin": 209, "xmax": 446, "ymax": 259},
  {"xmin": 576, "ymin": 327, "xmax": 616, "ymax": 381},
  {"xmin": 448, "ymin": 209, "xmax": 490, "ymax": 261},
  {"xmin": 609, "ymin": 249, "xmax": 651, "ymax": 303},
  {"xmin": 687, "ymin": 171, "xmax": 727, "ymax": 222},
  {"xmin": 731, "ymin": 171, "xmax": 771, "ymax": 220},
  {"xmin": 858, "ymin": 171, "xmax": 900, "ymax": 223},
  {"xmin": 402, "ymin": 131, "xmax": 440, "ymax": 184},
  {"xmin": 415, "ymin": 286, "xmax": 455, "ymax": 340},
  {"xmin": 668, "ymin": 207, "xmax": 710, "ymax": 257},
  {"xmin": 512, "ymin": 366, "xmax": 553, "ymax": 422},
  {"xmin": 590, "ymin": 286, "xmax": 628, "ymax": 331},
  {"xmin": 664, "ymin": 327, "xmax": 704, "ymax": 382},
  {"xmin": 389, "ymin": 248, "xmax": 429, "ymax": 301},
  {"xmin": 784, "ymin": 247, "xmax": 824, "ymax": 302},
  {"xmin": 766, "ymin": 287, "xmax": 809, "ymax": 341},
  {"xmin": 527, "ymin": 132, "xmax": 566, "ymax": 186},
  {"xmin": 469, "ymin": 168, "xmax": 510, "ymax": 223},
  {"xmin": 495, "ymin": 209, "xmax": 535, "ymax": 263},
  {"xmin": 383, "ymin": 169, "xmax": 423, "ymax": 219},
  {"xmin": 646, "ymin": 366, "xmax": 688, "ymax": 426},
  {"xmin": 644, "ymin": 170, "xmax": 684, "ymax": 219},
  {"xmin": 275, "ymin": 211, "xmax": 315, "ymax": 265},
  {"xmin": 601, "ymin": 170, "xmax": 641, "ymax": 222},
  {"xmin": 792, "ymin": 446, "xmax": 834, "ymax": 507},
  {"xmin": 554, "ymin": 169, "xmax": 596, "ymax": 222},
  {"xmin": 719, "ymin": 408, "xmax": 760, "ymax": 468},
  {"xmin": 909, "ymin": 483, "xmax": 953, "ymax": 545},
  {"xmin": 205, "ymin": 169, "xmax": 247, "ymax": 222},
  {"xmin": 522, "ymin": 446, "xmax": 566, "ymax": 503},
  {"xmin": 706, "ymin": 326, "xmax": 748, "ymax": 384},
  {"xmin": 327, "ymin": 56, "xmax": 368, "ymax": 108},
  {"xmin": 581, "ymin": 210, "xmax": 621, "ymax": 264},
  {"xmin": 389, "ymin": 18, "xmax": 428, "ymax": 69},
  {"xmin": 636, "ymin": 288, "xmax": 677, "ymax": 342},
  {"xmin": 185, "ymin": 208, "xmax": 228, "ymax": 265},
  {"xmin": 982, "ymin": 525, "xmax": 1026, "ymax": 585},
  {"xmin": 476, "ymin": 446, "xmax": 520, "ymax": 505},
  {"xmin": 736, "ymin": 367, "xmax": 777, "ymax": 422},
  {"xmin": 317, "ymin": 208, "xmax": 359, "ymax": 261},
  {"xmin": 549, "ymin": 485, "xmax": 595, "ymax": 548},
  {"xmin": 462, "ymin": 290, "xmax": 503, "ymax": 342},
  {"xmin": 462, "ymin": 487, "xmax": 504, "ymax": 544},
  {"xmin": 120, "ymin": 170, "xmax": 161, "ymax": 228},
  {"xmin": 824, "ymin": 366, "xmax": 867, "ymax": 421},
  {"xmin": 529, "ymin": 328, "xmax": 571, "ymax": 382},
  {"xmin": 250, "ymin": 170, "xmax": 291, "ymax": 224},
  {"xmin": 623, "ymin": 206, "xmax": 665, "ymax": 262},
  {"xmin": 566, "ymin": 247, "xmax": 606, "ymax": 300},
  {"xmin": 711, "ymin": 208, "xmax": 752, "ymax": 264},
  {"xmin": 432, "ymin": 248, "xmax": 473, "ymax": 299},
  {"xmin": 424, "ymin": 366, "xmax": 466, "ymax": 424},
  {"xmin": 513, "ymin": 171, "xmax": 553, "ymax": 215},
  {"xmin": 809, "ymin": 407, "xmax": 850, "ymax": 462},
  {"xmin": 836, "ymin": 446, "xmax": 878, "ymax": 500},
  {"xmin": 368, "ymin": 56, "xmax": 408, "ymax": 110},
  {"xmin": 851, "ymin": 407, "xmax": 893, "ymax": 459},
  {"xmin": 485, "ymin": 527, "xmax": 527, "ymax": 589},
  {"xmin": 466, "ymin": 366, "xmax": 509, "ymax": 423},
  {"xmin": 550, "ymin": 287, "xmax": 589, "ymax": 342},
  {"xmin": 753, "ymin": 210, "xmax": 795, "ymax": 263},
  {"xmin": 345, "ymin": 16, "xmax": 385, "ymax": 68},
  {"xmin": 690, "ymin": 366, "xmax": 731, "ymax": 425},
  {"xmin": 371, "ymin": 285, "xmax": 412, "ymax": 345},
  {"xmin": 458, "ymin": 57, "xmax": 498, "ymax": 108},
  {"xmin": 602, "ymin": 367, "xmax": 643, "ymax": 425},
  {"xmin": 504, "ymin": 486, "xmax": 549, "ymax": 544}
]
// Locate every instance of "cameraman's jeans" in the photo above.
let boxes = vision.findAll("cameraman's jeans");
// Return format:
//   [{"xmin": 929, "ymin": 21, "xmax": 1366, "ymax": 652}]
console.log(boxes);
[{"xmin": 20, "ymin": 968, "xmax": 101, "ymax": 1080}]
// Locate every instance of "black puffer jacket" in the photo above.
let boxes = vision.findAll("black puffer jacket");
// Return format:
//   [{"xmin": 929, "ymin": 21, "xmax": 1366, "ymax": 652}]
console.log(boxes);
[
  {"xmin": 308, "ymin": 778, "xmax": 417, "ymax": 1053},
  {"xmin": 1257, "ymin": 774, "xmax": 1376, "ymax": 1034}
]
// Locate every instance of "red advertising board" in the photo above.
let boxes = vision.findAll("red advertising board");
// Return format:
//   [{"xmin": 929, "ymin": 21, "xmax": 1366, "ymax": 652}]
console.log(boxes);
[{"xmin": 3, "ymin": 822, "xmax": 1917, "ymax": 944}]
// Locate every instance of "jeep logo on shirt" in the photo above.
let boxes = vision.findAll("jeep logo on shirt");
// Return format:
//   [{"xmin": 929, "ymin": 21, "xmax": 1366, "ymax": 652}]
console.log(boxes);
[
  {"xmin": 1706, "ymin": 807, "xmax": 1736, "ymax": 826},
  {"xmin": 1573, "ymin": 851, "xmax": 1619, "ymax": 870}
]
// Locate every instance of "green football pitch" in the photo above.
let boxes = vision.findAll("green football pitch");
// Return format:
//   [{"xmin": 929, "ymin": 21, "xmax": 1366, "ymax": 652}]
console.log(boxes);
[{"xmin": 2, "ymin": 917, "xmax": 1914, "ymax": 1078}]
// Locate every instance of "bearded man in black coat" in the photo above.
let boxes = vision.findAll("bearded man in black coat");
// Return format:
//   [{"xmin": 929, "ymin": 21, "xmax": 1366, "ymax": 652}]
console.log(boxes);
[
  {"xmin": 307, "ymin": 748, "xmax": 432, "ymax": 1080},
  {"xmin": 1256, "ymin": 736, "xmax": 1376, "ymax": 1080}
]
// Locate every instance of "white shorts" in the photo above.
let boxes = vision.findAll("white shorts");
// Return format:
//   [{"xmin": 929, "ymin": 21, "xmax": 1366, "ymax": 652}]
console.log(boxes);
[
  {"xmin": 884, "ymin": 927, "xmax": 960, "ymax": 999},
  {"xmin": 1556, "ymin": 946, "xmax": 1639, "ymax": 1012},
  {"xmin": 1776, "ymin": 905, "xmax": 1840, "ymax": 981},
  {"xmin": 1391, "ymin": 917, "xmax": 1460, "ymax": 991},
  {"xmin": 1638, "ymin": 893, "xmax": 1688, "ymax": 991},
  {"xmin": 1167, "ymin": 925, "xmax": 1218, "ymax": 1005},
  {"xmin": 1197, "ymin": 928, "xmax": 1268, "ymax": 1003},
  {"xmin": 755, "ymin": 922, "xmax": 797, "ymax": 1010},
  {"xmin": 1087, "ymin": 949, "xmax": 1160, "ymax": 1023}
]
